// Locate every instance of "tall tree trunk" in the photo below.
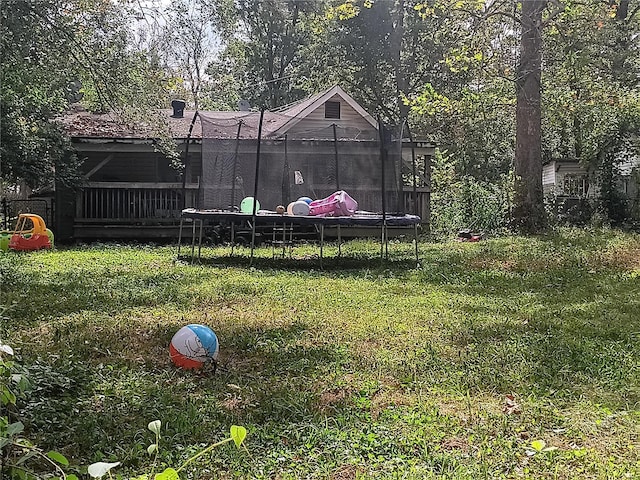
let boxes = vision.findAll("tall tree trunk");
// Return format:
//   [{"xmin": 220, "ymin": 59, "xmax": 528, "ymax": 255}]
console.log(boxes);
[{"xmin": 513, "ymin": 0, "xmax": 546, "ymax": 232}]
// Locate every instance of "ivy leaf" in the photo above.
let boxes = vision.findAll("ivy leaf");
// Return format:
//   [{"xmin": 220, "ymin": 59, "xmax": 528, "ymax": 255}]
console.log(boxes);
[
  {"xmin": 0, "ymin": 385, "xmax": 17, "ymax": 406},
  {"xmin": 147, "ymin": 443, "xmax": 158, "ymax": 455},
  {"xmin": 154, "ymin": 467, "xmax": 179, "ymax": 480},
  {"xmin": 6, "ymin": 421, "xmax": 24, "ymax": 436},
  {"xmin": 531, "ymin": 439, "xmax": 546, "ymax": 451},
  {"xmin": 230, "ymin": 425, "xmax": 247, "ymax": 448},
  {"xmin": 67, "ymin": 475, "xmax": 79, "ymax": 480},
  {"xmin": 46, "ymin": 450, "xmax": 69, "ymax": 466},
  {"xmin": 88, "ymin": 461, "xmax": 121, "ymax": 478}
]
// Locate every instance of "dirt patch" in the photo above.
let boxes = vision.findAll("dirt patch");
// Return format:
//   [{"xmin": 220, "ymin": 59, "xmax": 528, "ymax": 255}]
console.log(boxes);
[
  {"xmin": 313, "ymin": 374, "xmax": 359, "ymax": 412},
  {"xmin": 469, "ymin": 257, "xmax": 563, "ymax": 272},
  {"xmin": 370, "ymin": 379, "xmax": 412, "ymax": 420},
  {"xmin": 319, "ymin": 388, "xmax": 350, "ymax": 408},
  {"xmin": 441, "ymin": 437, "xmax": 471, "ymax": 452},
  {"xmin": 469, "ymin": 258, "xmax": 517, "ymax": 271},
  {"xmin": 330, "ymin": 464, "xmax": 362, "ymax": 480},
  {"xmin": 591, "ymin": 246, "xmax": 640, "ymax": 271}
]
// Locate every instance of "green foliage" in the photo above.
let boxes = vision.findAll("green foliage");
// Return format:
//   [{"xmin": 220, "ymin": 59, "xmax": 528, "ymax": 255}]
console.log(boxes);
[
  {"xmin": 430, "ymin": 149, "xmax": 510, "ymax": 235},
  {"xmin": 0, "ymin": 342, "xmax": 75, "ymax": 480},
  {"xmin": 0, "ymin": 0, "xmax": 83, "ymax": 190},
  {"xmin": 2, "ymin": 336, "xmax": 246, "ymax": 480},
  {"xmin": 86, "ymin": 422, "xmax": 247, "ymax": 479},
  {"xmin": 599, "ymin": 149, "xmax": 630, "ymax": 226},
  {"xmin": 543, "ymin": 1, "xmax": 640, "ymax": 166},
  {"xmin": 207, "ymin": 0, "xmax": 327, "ymax": 109},
  {"xmin": 0, "ymin": 0, "xmax": 180, "ymax": 190}
]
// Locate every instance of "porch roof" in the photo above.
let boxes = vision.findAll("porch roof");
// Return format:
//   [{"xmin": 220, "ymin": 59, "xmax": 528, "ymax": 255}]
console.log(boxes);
[{"xmin": 58, "ymin": 109, "xmax": 202, "ymax": 139}]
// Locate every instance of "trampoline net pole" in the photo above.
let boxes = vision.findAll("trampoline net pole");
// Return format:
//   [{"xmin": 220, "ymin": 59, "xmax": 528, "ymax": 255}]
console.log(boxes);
[
  {"xmin": 333, "ymin": 123, "xmax": 342, "ymax": 253},
  {"xmin": 406, "ymin": 121, "xmax": 418, "ymax": 216},
  {"xmin": 250, "ymin": 109, "xmax": 265, "ymax": 265},
  {"xmin": 282, "ymin": 134, "xmax": 290, "ymax": 206},
  {"xmin": 378, "ymin": 117, "xmax": 388, "ymax": 260},
  {"xmin": 230, "ymin": 120, "xmax": 243, "ymax": 208},
  {"xmin": 333, "ymin": 123, "xmax": 340, "ymax": 191}
]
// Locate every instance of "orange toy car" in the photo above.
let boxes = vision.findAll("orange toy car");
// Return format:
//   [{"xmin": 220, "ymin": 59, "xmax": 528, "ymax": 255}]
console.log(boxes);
[{"xmin": 8, "ymin": 214, "xmax": 53, "ymax": 251}]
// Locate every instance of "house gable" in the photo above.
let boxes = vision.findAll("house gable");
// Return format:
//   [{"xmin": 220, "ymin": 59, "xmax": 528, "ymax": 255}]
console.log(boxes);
[{"xmin": 272, "ymin": 86, "xmax": 378, "ymax": 140}]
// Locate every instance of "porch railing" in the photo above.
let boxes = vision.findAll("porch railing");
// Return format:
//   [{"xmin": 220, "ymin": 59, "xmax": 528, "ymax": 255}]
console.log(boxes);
[
  {"xmin": 75, "ymin": 183, "xmax": 429, "ymax": 224},
  {"xmin": 76, "ymin": 183, "xmax": 199, "ymax": 221},
  {"xmin": 402, "ymin": 187, "xmax": 430, "ymax": 223}
]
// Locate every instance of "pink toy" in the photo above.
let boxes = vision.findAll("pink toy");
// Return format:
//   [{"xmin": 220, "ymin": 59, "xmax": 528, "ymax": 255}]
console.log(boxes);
[{"xmin": 309, "ymin": 191, "xmax": 358, "ymax": 217}]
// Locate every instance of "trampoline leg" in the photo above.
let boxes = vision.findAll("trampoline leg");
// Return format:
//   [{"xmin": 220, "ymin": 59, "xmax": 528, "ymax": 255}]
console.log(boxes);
[
  {"xmin": 231, "ymin": 222, "xmax": 235, "ymax": 256},
  {"xmin": 414, "ymin": 223, "xmax": 419, "ymax": 267},
  {"xmin": 288, "ymin": 223, "xmax": 293, "ymax": 258},
  {"xmin": 272, "ymin": 223, "xmax": 276, "ymax": 259},
  {"xmin": 250, "ymin": 221, "xmax": 256, "ymax": 266},
  {"xmin": 320, "ymin": 224, "xmax": 324, "ymax": 269},
  {"xmin": 337, "ymin": 225, "xmax": 342, "ymax": 258},
  {"xmin": 177, "ymin": 218, "xmax": 184, "ymax": 256},
  {"xmin": 380, "ymin": 224, "xmax": 385, "ymax": 262},
  {"xmin": 198, "ymin": 219, "xmax": 204, "ymax": 262},
  {"xmin": 385, "ymin": 224, "xmax": 389, "ymax": 260},
  {"xmin": 190, "ymin": 220, "xmax": 196, "ymax": 264}
]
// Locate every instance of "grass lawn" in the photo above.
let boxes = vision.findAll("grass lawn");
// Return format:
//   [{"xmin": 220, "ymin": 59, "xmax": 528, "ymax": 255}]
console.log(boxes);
[{"xmin": 1, "ymin": 229, "xmax": 639, "ymax": 479}]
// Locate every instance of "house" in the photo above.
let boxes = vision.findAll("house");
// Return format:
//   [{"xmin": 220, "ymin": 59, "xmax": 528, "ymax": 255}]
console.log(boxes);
[
  {"xmin": 54, "ymin": 85, "xmax": 433, "ymax": 240},
  {"xmin": 542, "ymin": 152, "xmax": 640, "ymax": 220}
]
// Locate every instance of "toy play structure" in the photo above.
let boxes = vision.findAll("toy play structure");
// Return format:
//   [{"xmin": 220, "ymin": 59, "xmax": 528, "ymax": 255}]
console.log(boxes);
[{"xmin": 5, "ymin": 214, "xmax": 54, "ymax": 252}]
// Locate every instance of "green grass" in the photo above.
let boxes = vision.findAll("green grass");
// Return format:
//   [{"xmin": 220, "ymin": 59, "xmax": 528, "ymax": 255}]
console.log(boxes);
[{"xmin": 1, "ymin": 229, "xmax": 639, "ymax": 479}]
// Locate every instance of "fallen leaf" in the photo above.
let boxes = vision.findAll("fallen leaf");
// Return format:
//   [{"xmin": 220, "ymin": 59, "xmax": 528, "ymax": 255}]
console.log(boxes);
[{"xmin": 503, "ymin": 394, "xmax": 521, "ymax": 415}]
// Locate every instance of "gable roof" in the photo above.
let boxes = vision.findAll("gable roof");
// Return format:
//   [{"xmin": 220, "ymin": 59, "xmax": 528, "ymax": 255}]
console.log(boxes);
[
  {"xmin": 60, "ymin": 85, "xmax": 377, "ymax": 140},
  {"xmin": 271, "ymin": 85, "xmax": 377, "ymax": 137}
]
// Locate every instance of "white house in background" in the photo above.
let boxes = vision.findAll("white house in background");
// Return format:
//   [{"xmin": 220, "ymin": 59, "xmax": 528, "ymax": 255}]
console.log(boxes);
[
  {"xmin": 542, "ymin": 155, "xmax": 640, "ymax": 200},
  {"xmin": 542, "ymin": 159, "xmax": 596, "ymax": 197}
]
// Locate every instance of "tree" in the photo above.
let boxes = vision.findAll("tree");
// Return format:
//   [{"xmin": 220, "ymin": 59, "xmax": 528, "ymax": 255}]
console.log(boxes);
[
  {"xmin": 1, "ymin": 0, "xmax": 177, "ymax": 191},
  {"xmin": 511, "ymin": 0, "xmax": 547, "ymax": 232},
  {"xmin": 209, "ymin": 0, "xmax": 326, "ymax": 109},
  {"xmin": 134, "ymin": 0, "xmax": 219, "ymax": 111},
  {"xmin": 1, "ymin": 0, "xmax": 85, "ymax": 190},
  {"xmin": 543, "ymin": 0, "xmax": 640, "ymax": 223}
]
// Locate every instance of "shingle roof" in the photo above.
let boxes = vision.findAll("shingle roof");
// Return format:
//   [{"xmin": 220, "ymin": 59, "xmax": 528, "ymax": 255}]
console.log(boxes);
[
  {"xmin": 59, "ymin": 86, "xmax": 376, "ymax": 140},
  {"xmin": 58, "ymin": 109, "xmax": 202, "ymax": 139}
]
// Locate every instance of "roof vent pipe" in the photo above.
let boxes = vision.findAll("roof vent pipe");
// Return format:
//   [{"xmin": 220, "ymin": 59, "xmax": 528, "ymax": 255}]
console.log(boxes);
[{"xmin": 171, "ymin": 99, "xmax": 186, "ymax": 118}]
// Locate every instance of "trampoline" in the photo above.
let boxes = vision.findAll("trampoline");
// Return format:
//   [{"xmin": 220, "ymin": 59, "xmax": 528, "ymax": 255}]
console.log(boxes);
[
  {"xmin": 176, "ymin": 93, "xmax": 426, "ymax": 266},
  {"xmin": 177, "ymin": 208, "xmax": 421, "ymax": 265}
]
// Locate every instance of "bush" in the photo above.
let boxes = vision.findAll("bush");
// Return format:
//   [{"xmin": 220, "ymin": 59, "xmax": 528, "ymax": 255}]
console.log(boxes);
[{"xmin": 430, "ymin": 149, "xmax": 510, "ymax": 236}]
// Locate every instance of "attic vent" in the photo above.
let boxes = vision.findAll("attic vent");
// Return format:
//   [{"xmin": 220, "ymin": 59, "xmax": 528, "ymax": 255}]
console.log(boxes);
[
  {"xmin": 171, "ymin": 99, "xmax": 186, "ymax": 118},
  {"xmin": 324, "ymin": 101, "xmax": 341, "ymax": 119}
]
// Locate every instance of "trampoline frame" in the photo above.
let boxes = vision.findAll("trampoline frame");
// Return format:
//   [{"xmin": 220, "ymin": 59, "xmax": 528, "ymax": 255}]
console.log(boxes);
[{"xmin": 177, "ymin": 209, "xmax": 421, "ymax": 267}]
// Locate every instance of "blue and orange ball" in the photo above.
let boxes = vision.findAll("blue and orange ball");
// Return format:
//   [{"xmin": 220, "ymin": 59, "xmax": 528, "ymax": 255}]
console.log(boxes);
[{"xmin": 169, "ymin": 324, "xmax": 219, "ymax": 370}]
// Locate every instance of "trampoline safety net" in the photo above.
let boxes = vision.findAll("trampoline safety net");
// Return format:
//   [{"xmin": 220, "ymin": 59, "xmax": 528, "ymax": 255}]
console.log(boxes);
[{"xmin": 200, "ymin": 109, "xmax": 405, "ymax": 215}]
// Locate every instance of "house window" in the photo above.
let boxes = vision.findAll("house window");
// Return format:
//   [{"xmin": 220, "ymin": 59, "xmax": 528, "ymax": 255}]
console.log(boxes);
[
  {"xmin": 563, "ymin": 174, "xmax": 589, "ymax": 196},
  {"xmin": 324, "ymin": 101, "xmax": 341, "ymax": 119},
  {"xmin": 621, "ymin": 177, "xmax": 629, "ymax": 195}
]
